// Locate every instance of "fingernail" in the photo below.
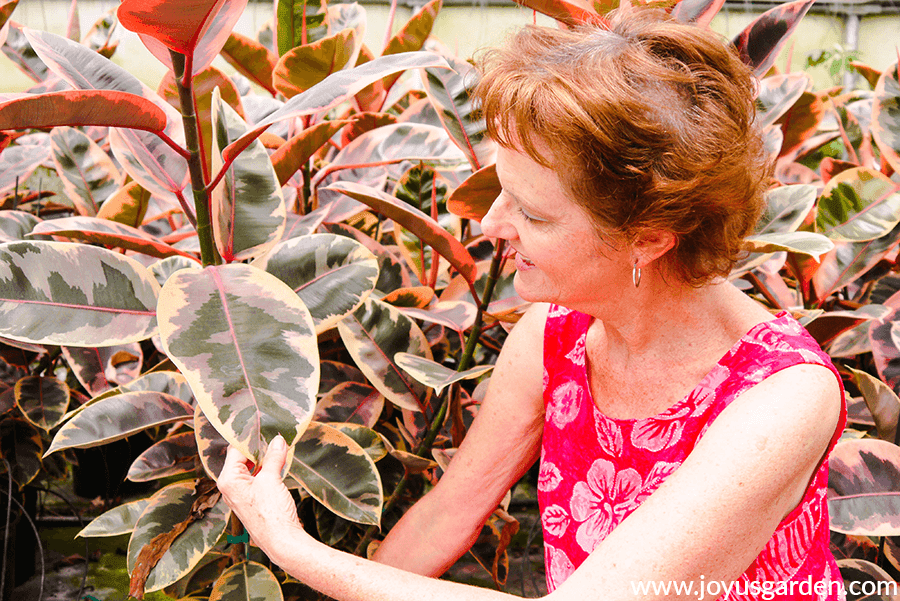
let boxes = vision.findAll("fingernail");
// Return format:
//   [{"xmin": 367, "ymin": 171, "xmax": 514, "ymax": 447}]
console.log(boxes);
[{"xmin": 272, "ymin": 435, "xmax": 285, "ymax": 450}]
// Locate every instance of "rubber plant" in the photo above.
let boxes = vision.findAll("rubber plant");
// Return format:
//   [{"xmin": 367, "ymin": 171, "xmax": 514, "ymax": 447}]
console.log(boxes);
[{"xmin": 0, "ymin": 0, "xmax": 896, "ymax": 598}]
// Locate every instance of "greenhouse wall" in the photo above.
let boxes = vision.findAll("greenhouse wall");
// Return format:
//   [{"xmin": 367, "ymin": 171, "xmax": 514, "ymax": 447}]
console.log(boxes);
[{"xmin": 1, "ymin": 0, "xmax": 898, "ymax": 91}]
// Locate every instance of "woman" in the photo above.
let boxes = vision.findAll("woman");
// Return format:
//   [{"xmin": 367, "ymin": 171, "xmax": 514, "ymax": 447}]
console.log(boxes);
[{"xmin": 218, "ymin": 8, "xmax": 846, "ymax": 600}]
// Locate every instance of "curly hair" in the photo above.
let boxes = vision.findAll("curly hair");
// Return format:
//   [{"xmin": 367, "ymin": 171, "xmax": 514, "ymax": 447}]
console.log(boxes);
[{"xmin": 473, "ymin": 8, "xmax": 771, "ymax": 285}]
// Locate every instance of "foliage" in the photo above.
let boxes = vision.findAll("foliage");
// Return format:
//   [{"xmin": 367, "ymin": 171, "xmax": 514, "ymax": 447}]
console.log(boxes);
[{"xmin": 0, "ymin": 0, "xmax": 897, "ymax": 598}]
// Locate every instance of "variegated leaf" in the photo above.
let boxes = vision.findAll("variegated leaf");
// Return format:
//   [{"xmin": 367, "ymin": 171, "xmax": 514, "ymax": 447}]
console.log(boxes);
[
  {"xmin": 211, "ymin": 88, "xmax": 286, "ymax": 262},
  {"xmin": 273, "ymin": 28, "xmax": 358, "ymax": 99},
  {"xmin": 1, "ymin": 21, "xmax": 48, "ymax": 82},
  {"xmin": 195, "ymin": 404, "xmax": 228, "ymax": 480},
  {"xmin": 96, "ymin": 181, "xmax": 151, "ymax": 228},
  {"xmin": 48, "ymin": 126, "xmax": 121, "ymax": 216},
  {"xmin": 394, "ymin": 352, "xmax": 493, "ymax": 396},
  {"xmin": 252, "ymin": 233, "xmax": 378, "ymax": 333},
  {"xmin": 337, "ymin": 296, "xmax": 431, "ymax": 412},
  {"xmin": 447, "ymin": 163, "xmax": 501, "ymax": 222},
  {"xmin": 78, "ymin": 498, "xmax": 151, "ymax": 538},
  {"xmin": 846, "ymin": 367, "xmax": 899, "ymax": 443},
  {"xmin": 222, "ymin": 52, "xmax": 450, "ymax": 164},
  {"xmin": 756, "ymin": 74, "xmax": 810, "ymax": 129},
  {"xmin": 61, "ymin": 343, "xmax": 142, "ymax": 396},
  {"xmin": 30, "ymin": 216, "xmax": 199, "ymax": 261},
  {"xmin": 315, "ymin": 123, "xmax": 466, "ymax": 189},
  {"xmin": 422, "ymin": 56, "xmax": 495, "ymax": 170},
  {"xmin": 0, "ymin": 142, "xmax": 52, "ymax": 197},
  {"xmin": 813, "ymin": 221, "xmax": 900, "ymax": 301},
  {"xmin": 288, "ymin": 421, "xmax": 382, "ymax": 525},
  {"xmin": 150, "ymin": 256, "xmax": 203, "ymax": 288},
  {"xmin": 158, "ymin": 264, "xmax": 319, "ymax": 463},
  {"xmin": 756, "ymin": 184, "xmax": 817, "ymax": 235},
  {"xmin": 324, "ymin": 181, "xmax": 477, "ymax": 284},
  {"xmin": 23, "ymin": 29, "xmax": 189, "ymax": 197},
  {"xmin": 829, "ymin": 438, "xmax": 900, "ymax": 536},
  {"xmin": 742, "ymin": 232, "xmax": 833, "ymax": 260},
  {"xmin": 331, "ymin": 422, "xmax": 388, "ymax": 462},
  {"xmin": 817, "ymin": 168, "xmax": 900, "ymax": 242},
  {"xmin": 872, "ymin": 63, "xmax": 900, "ymax": 175},
  {"xmin": 89, "ymin": 371, "xmax": 194, "ymax": 406},
  {"xmin": 209, "ymin": 561, "xmax": 283, "ymax": 601},
  {"xmin": 14, "ymin": 375, "xmax": 70, "ymax": 431},
  {"xmin": 0, "ymin": 210, "xmax": 45, "ymax": 243},
  {"xmin": 0, "ymin": 241, "xmax": 159, "ymax": 346},
  {"xmin": 221, "ymin": 31, "xmax": 277, "ymax": 96},
  {"xmin": 128, "ymin": 432, "xmax": 198, "ymax": 482},
  {"xmin": 313, "ymin": 381, "xmax": 384, "ymax": 428},
  {"xmin": 127, "ymin": 480, "xmax": 231, "ymax": 593},
  {"xmin": 46, "ymin": 391, "xmax": 193, "ymax": 455},
  {"xmin": 400, "ymin": 301, "xmax": 476, "ymax": 334}
]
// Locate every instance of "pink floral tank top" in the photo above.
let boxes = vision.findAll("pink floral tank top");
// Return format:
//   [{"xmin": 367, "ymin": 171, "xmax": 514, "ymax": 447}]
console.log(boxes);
[{"xmin": 539, "ymin": 305, "xmax": 847, "ymax": 599}]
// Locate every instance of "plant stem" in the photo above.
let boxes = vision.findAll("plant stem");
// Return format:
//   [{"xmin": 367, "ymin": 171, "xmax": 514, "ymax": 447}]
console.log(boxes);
[
  {"xmin": 353, "ymin": 239, "xmax": 507, "ymax": 555},
  {"xmin": 171, "ymin": 50, "xmax": 219, "ymax": 267}
]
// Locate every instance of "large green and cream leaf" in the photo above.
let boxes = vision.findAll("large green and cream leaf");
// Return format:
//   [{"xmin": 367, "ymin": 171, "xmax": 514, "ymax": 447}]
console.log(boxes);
[
  {"xmin": 209, "ymin": 561, "xmax": 283, "ymax": 601},
  {"xmin": 337, "ymin": 297, "xmax": 431, "ymax": 412},
  {"xmin": 127, "ymin": 432, "xmax": 198, "ymax": 482},
  {"xmin": 127, "ymin": 480, "xmax": 231, "ymax": 593},
  {"xmin": 742, "ymin": 232, "xmax": 834, "ymax": 260},
  {"xmin": 252, "ymin": 233, "xmax": 378, "ymax": 333},
  {"xmin": 30, "ymin": 216, "xmax": 198, "ymax": 261},
  {"xmin": 78, "ymin": 498, "xmax": 151, "ymax": 538},
  {"xmin": 872, "ymin": 62, "xmax": 900, "ymax": 175},
  {"xmin": 287, "ymin": 421, "xmax": 382, "ymax": 526},
  {"xmin": 49, "ymin": 126, "xmax": 121, "ymax": 217},
  {"xmin": 422, "ymin": 55, "xmax": 494, "ymax": 170},
  {"xmin": 0, "ymin": 241, "xmax": 159, "ymax": 346},
  {"xmin": 210, "ymin": 89, "xmax": 285, "ymax": 262},
  {"xmin": 828, "ymin": 438, "xmax": 900, "ymax": 536},
  {"xmin": 158, "ymin": 264, "xmax": 319, "ymax": 463},
  {"xmin": 46, "ymin": 391, "xmax": 193, "ymax": 455},
  {"xmin": 394, "ymin": 353, "xmax": 493, "ymax": 396},
  {"xmin": 817, "ymin": 168, "xmax": 900, "ymax": 242}
]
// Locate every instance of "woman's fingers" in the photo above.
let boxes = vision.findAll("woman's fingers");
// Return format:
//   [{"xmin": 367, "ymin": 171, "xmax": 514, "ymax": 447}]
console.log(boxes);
[{"xmin": 259, "ymin": 435, "xmax": 288, "ymax": 476}]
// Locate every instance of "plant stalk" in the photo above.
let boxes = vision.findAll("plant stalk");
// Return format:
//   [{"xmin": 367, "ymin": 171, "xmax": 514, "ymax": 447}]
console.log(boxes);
[
  {"xmin": 171, "ymin": 50, "xmax": 219, "ymax": 267},
  {"xmin": 353, "ymin": 239, "xmax": 507, "ymax": 555}
]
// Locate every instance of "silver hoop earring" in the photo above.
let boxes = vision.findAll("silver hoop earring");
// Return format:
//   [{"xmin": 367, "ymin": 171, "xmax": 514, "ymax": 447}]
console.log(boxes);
[{"xmin": 632, "ymin": 261, "xmax": 641, "ymax": 288}]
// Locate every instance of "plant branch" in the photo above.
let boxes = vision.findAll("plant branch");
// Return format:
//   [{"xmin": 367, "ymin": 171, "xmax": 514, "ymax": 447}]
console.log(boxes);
[
  {"xmin": 353, "ymin": 239, "xmax": 507, "ymax": 555},
  {"xmin": 171, "ymin": 50, "xmax": 219, "ymax": 267},
  {"xmin": 154, "ymin": 130, "xmax": 191, "ymax": 160}
]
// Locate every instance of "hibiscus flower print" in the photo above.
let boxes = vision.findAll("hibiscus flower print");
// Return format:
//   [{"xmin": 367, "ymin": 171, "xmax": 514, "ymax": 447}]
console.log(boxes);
[
  {"xmin": 565, "ymin": 334, "xmax": 586, "ymax": 366},
  {"xmin": 570, "ymin": 458, "xmax": 642, "ymax": 552},
  {"xmin": 594, "ymin": 412, "xmax": 623, "ymax": 456},
  {"xmin": 542, "ymin": 504, "xmax": 570, "ymax": 538},
  {"xmin": 538, "ymin": 461, "xmax": 563, "ymax": 492},
  {"xmin": 548, "ymin": 381, "xmax": 583, "ymax": 428},
  {"xmin": 544, "ymin": 544, "xmax": 576, "ymax": 592},
  {"xmin": 636, "ymin": 461, "xmax": 680, "ymax": 504},
  {"xmin": 630, "ymin": 405, "xmax": 690, "ymax": 452},
  {"xmin": 548, "ymin": 305, "xmax": 573, "ymax": 318},
  {"xmin": 690, "ymin": 363, "xmax": 731, "ymax": 416}
]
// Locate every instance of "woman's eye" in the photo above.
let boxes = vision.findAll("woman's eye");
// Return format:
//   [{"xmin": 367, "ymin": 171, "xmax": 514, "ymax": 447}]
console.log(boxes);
[{"xmin": 518, "ymin": 207, "xmax": 544, "ymax": 223}]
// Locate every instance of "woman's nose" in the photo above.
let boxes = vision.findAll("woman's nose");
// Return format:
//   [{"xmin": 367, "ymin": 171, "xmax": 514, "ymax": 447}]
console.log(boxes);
[{"xmin": 480, "ymin": 196, "xmax": 514, "ymax": 240}]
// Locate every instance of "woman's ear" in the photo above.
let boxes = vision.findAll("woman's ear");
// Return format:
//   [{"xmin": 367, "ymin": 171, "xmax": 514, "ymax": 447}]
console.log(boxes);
[{"xmin": 633, "ymin": 230, "xmax": 676, "ymax": 267}]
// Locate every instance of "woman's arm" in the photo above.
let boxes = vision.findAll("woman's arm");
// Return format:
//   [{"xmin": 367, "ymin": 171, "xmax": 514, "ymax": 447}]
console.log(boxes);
[{"xmin": 218, "ymin": 334, "xmax": 842, "ymax": 601}]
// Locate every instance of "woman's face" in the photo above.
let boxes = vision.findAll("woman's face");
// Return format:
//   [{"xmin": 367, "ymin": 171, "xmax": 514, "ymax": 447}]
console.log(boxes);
[{"xmin": 481, "ymin": 146, "xmax": 632, "ymax": 309}]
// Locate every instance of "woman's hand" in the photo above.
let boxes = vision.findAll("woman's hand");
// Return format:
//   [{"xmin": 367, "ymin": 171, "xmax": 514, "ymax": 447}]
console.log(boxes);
[{"xmin": 217, "ymin": 435, "xmax": 305, "ymax": 560}]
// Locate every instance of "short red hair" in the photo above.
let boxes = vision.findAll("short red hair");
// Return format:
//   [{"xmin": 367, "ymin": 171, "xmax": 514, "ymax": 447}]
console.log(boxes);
[{"xmin": 474, "ymin": 8, "xmax": 770, "ymax": 285}]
